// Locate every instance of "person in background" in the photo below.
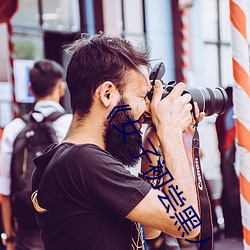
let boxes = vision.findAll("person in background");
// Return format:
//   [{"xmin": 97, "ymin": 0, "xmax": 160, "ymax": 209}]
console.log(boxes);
[
  {"xmin": 0, "ymin": 59, "xmax": 72, "ymax": 250},
  {"xmin": 199, "ymin": 115, "xmax": 225, "ymax": 238},
  {"xmin": 215, "ymin": 86, "xmax": 242, "ymax": 238}
]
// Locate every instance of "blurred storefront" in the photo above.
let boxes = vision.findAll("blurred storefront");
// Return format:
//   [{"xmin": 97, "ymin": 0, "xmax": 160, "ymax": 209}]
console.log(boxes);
[
  {"xmin": 1, "ymin": 0, "xmax": 250, "ymax": 124},
  {"xmin": 1, "ymin": 0, "xmax": 250, "ymax": 248}
]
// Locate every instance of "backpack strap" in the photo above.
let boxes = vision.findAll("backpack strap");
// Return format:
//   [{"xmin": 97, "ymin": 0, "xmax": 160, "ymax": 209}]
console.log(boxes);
[
  {"xmin": 43, "ymin": 111, "xmax": 66, "ymax": 123},
  {"xmin": 40, "ymin": 111, "xmax": 66, "ymax": 144},
  {"xmin": 21, "ymin": 110, "xmax": 66, "ymax": 123}
]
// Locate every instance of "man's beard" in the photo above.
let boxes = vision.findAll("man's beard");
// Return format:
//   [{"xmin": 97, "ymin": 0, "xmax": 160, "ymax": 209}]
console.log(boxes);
[{"xmin": 104, "ymin": 98, "xmax": 143, "ymax": 167}]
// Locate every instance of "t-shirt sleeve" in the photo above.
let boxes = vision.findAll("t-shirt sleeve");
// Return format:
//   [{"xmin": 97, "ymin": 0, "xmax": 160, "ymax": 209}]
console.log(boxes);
[
  {"xmin": 0, "ymin": 119, "xmax": 25, "ymax": 195},
  {"xmin": 74, "ymin": 145, "xmax": 151, "ymax": 220}
]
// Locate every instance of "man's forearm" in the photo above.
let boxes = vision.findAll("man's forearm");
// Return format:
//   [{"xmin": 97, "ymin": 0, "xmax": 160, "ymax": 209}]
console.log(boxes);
[
  {"xmin": 159, "ymin": 132, "xmax": 198, "ymax": 212},
  {"xmin": 1, "ymin": 195, "xmax": 14, "ymax": 237},
  {"xmin": 142, "ymin": 126, "xmax": 198, "ymax": 212}
]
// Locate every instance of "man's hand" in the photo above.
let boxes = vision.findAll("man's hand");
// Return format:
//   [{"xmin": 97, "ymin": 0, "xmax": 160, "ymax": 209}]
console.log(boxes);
[
  {"xmin": 150, "ymin": 80, "xmax": 194, "ymax": 139},
  {"xmin": 192, "ymin": 102, "xmax": 205, "ymax": 126}
]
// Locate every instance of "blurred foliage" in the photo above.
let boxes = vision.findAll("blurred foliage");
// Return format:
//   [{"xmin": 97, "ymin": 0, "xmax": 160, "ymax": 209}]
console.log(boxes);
[
  {"xmin": 13, "ymin": 36, "xmax": 43, "ymax": 60},
  {"xmin": 14, "ymin": 39, "xmax": 36, "ymax": 60}
]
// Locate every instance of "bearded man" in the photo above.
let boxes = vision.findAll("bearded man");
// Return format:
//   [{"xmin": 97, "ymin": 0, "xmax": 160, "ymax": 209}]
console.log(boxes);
[{"xmin": 31, "ymin": 33, "xmax": 201, "ymax": 250}]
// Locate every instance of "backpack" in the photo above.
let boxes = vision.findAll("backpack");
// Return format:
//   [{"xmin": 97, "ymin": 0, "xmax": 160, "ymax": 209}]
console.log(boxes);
[{"xmin": 10, "ymin": 110, "xmax": 64, "ymax": 230}]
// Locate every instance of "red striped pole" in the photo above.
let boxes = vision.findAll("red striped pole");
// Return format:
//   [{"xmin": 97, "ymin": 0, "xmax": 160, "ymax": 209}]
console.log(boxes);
[
  {"xmin": 7, "ymin": 20, "xmax": 19, "ymax": 118},
  {"xmin": 180, "ymin": 6, "xmax": 194, "ymax": 172},
  {"xmin": 180, "ymin": 8, "xmax": 190, "ymax": 83},
  {"xmin": 230, "ymin": 0, "xmax": 250, "ymax": 248}
]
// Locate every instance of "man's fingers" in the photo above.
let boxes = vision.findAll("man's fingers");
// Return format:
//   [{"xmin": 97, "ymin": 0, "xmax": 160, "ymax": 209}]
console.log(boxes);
[
  {"xmin": 192, "ymin": 102, "xmax": 205, "ymax": 124},
  {"xmin": 167, "ymin": 82, "xmax": 186, "ymax": 99},
  {"xmin": 180, "ymin": 92, "xmax": 192, "ymax": 104},
  {"xmin": 151, "ymin": 80, "xmax": 163, "ymax": 107},
  {"xmin": 193, "ymin": 102, "xmax": 200, "ymax": 118}
]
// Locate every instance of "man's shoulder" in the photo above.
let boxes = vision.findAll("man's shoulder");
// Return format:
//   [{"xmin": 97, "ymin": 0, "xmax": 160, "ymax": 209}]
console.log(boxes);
[
  {"xmin": 4, "ymin": 117, "xmax": 25, "ymax": 129},
  {"xmin": 73, "ymin": 144, "xmax": 132, "ymax": 176},
  {"xmin": 42, "ymin": 143, "xmax": 126, "ymax": 177},
  {"xmin": 34, "ymin": 144, "xmax": 106, "ymax": 182},
  {"xmin": 74, "ymin": 144, "xmax": 110, "ymax": 159},
  {"xmin": 67, "ymin": 144, "xmax": 122, "ymax": 169},
  {"xmin": 42, "ymin": 143, "xmax": 106, "ymax": 162},
  {"xmin": 2, "ymin": 118, "xmax": 26, "ymax": 140}
]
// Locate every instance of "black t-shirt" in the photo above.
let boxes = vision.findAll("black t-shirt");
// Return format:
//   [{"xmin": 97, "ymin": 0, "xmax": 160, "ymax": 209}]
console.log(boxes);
[{"xmin": 33, "ymin": 143, "xmax": 151, "ymax": 250}]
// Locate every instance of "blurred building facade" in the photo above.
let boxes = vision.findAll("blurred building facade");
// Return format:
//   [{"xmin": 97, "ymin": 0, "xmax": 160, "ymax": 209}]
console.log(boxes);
[{"xmin": 1, "ymin": 0, "xmax": 250, "ymax": 124}]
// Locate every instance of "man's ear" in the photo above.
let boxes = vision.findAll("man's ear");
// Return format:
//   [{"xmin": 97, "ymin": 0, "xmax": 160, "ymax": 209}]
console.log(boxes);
[
  {"xmin": 58, "ymin": 81, "xmax": 66, "ymax": 98},
  {"xmin": 97, "ymin": 81, "xmax": 118, "ymax": 107},
  {"xmin": 29, "ymin": 83, "xmax": 35, "ymax": 97}
]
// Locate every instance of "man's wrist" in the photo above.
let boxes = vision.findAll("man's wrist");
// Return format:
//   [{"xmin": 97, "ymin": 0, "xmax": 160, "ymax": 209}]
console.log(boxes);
[
  {"xmin": 157, "ymin": 128, "xmax": 182, "ymax": 143},
  {"xmin": 139, "ymin": 173, "xmax": 164, "ymax": 187},
  {"xmin": 158, "ymin": 131, "xmax": 183, "ymax": 151},
  {"xmin": 1, "ymin": 233, "xmax": 15, "ymax": 246}
]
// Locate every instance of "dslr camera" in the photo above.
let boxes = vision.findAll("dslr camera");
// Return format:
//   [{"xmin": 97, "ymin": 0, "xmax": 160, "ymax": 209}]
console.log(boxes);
[{"xmin": 147, "ymin": 62, "xmax": 228, "ymax": 116}]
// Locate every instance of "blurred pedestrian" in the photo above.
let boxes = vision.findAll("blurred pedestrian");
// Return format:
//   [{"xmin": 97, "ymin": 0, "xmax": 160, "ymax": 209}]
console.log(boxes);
[
  {"xmin": 215, "ymin": 86, "xmax": 242, "ymax": 238},
  {"xmin": 0, "ymin": 59, "xmax": 72, "ymax": 250},
  {"xmin": 199, "ymin": 115, "xmax": 225, "ymax": 238}
]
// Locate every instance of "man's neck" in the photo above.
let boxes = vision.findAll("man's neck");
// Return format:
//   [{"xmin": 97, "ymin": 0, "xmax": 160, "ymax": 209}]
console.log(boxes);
[
  {"xmin": 62, "ymin": 114, "xmax": 106, "ymax": 149},
  {"xmin": 35, "ymin": 95, "xmax": 60, "ymax": 103}
]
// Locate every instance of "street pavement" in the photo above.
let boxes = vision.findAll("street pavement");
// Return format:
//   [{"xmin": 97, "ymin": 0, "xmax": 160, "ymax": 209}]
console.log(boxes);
[{"xmin": 180, "ymin": 237, "xmax": 243, "ymax": 250}]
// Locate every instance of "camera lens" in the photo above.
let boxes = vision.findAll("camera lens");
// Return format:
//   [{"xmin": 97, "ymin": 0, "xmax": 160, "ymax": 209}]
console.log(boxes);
[
  {"xmin": 148, "ymin": 62, "xmax": 228, "ymax": 117},
  {"xmin": 187, "ymin": 87, "xmax": 228, "ymax": 116}
]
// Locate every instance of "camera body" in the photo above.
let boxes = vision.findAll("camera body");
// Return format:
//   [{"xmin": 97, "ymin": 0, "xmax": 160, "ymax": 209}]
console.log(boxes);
[{"xmin": 147, "ymin": 62, "xmax": 228, "ymax": 116}]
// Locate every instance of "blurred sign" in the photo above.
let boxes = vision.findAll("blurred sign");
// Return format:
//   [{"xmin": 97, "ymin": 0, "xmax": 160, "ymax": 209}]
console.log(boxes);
[
  {"xmin": 14, "ymin": 60, "xmax": 35, "ymax": 103},
  {"xmin": 178, "ymin": 0, "xmax": 193, "ymax": 9}
]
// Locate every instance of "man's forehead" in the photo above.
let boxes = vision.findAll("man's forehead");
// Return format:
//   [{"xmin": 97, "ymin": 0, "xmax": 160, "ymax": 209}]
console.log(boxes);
[
  {"xmin": 138, "ymin": 66, "xmax": 151, "ymax": 90},
  {"xmin": 123, "ymin": 66, "xmax": 151, "ymax": 93}
]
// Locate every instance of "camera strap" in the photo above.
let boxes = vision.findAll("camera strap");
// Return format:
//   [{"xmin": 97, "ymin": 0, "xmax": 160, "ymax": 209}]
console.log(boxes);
[{"xmin": 192, "ymin": 121, "xmax": 214, "ymax": 250}]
